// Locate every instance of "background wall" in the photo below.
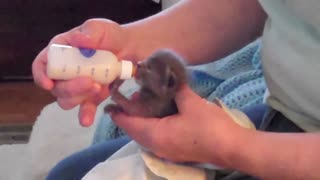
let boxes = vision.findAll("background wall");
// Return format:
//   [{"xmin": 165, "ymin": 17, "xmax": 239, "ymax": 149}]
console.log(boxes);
[{"xmin": 0, "ymin": 0, "xmax": 160, "ymax": 81}]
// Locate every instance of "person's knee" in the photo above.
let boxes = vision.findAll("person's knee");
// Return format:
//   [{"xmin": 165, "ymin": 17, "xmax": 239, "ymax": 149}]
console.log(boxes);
[
  {"xmin": 46, "ymin": 157, "xmax": 80, "ymax": 180},
  {"xmin": 46, "ymin": 136, "xmax": 131, "ymax": 180}
]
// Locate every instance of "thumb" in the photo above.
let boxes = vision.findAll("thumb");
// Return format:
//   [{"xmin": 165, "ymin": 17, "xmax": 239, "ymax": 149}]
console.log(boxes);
[
  {"xmin": 68, "ymin": 19, "xmax": 114, "ymax": 50},
  {"xmin": 175, "ymin": 84, "xmax": 203, "ymax": 113},
  {"xmin": 68, "ymin": 28, "xmax": 96, "ymax": 49}
]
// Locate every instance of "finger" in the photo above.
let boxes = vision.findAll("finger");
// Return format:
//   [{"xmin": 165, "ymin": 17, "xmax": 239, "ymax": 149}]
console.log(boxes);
[
  {"xmin": 32, "ymin": 48, "xmax": 54, "ymax": 90},
  {"xmin": 78, "ymin": 101, "xmax": 98, "ymax": 127},
  {"xmin": 76, "ymin": 19, "xmax": 109, "ymax": 49},
  {"xmin": 71, "ymin": 19, "xmax": 124, "ymax": 54},
  {"xmin": 56, "ymin": 96, "xmax": 86, "ymax": 110},
  {"xmin": 67, "ymin": 20, "xmax": 106, "ymax": 49},
  {"xmin": 33, "ymin": 32, "xmax": 71, "ymax": 90},
  {"xmin": 111, "ymin": 113, "xmax": 161, "ymax": 147},
  {"xmin": 67, "ymin": 27, "xmax": 96, "ymax": 48},
  {"xmin": 51, "ymin": 77, "xmax": 101, "ymax": 98},
  {"xmin": 49, "ymin": 32, "xmax": 69, "ymax": 45},
  {"xmin": 78, "ymin": 85, "xmax": 109, "ymax": 127},
  {"xmin": 90, "ymin": 85, "xmax": 110, "ymax": 104},
  {"xmin": 175, "ymin": 84, "xmax": 203, "ymax": 113},
  {"xmin": 48, "ymin": 26, "xmax": 94, "ymax": 49}
]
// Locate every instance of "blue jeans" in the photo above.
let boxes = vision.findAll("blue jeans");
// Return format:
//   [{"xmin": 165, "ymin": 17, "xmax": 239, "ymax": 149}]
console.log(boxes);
[
  {"xmin": 46, "ymin": 104, "xmax": 267, "ymax": 180},
  {"xmin": 46, "ymin": 136, "xmax": 131, "ymax": 180}
]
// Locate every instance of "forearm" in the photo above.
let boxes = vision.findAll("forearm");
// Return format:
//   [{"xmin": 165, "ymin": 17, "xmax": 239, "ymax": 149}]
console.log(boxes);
[
  {"xmin": 122, "ymin": 0, "xmax": 266, "ymax": 64},
  {"xmin": 224, "ymin": 129, "xmax": 320, "ymax": 179}
]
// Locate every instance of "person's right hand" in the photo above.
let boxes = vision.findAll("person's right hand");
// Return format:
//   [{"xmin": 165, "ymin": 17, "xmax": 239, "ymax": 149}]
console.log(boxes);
[{"xmin": 32, "ymin": 19, "xmax": 131, "ymax": 127}]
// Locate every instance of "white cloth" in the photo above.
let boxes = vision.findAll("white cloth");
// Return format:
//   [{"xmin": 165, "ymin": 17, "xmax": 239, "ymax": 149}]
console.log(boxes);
[{"xmin": 83, "ymin": 141, "xmax": 208, "ymax": 180}]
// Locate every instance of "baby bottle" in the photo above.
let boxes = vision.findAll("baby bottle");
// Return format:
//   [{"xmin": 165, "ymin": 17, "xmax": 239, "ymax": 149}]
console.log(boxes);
[{"xmin": 46, "ymin": 44, "xmax": 136, "ymax": 84}]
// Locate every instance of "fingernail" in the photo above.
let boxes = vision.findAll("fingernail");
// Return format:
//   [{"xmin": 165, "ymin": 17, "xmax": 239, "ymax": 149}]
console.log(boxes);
[
  {"xmin": 42, "ymin": 79, "xmax": 54, "ymax": 90},
  {"xmin": 81, "ymin": 116, "xmax": 92, "ymax": 127}
]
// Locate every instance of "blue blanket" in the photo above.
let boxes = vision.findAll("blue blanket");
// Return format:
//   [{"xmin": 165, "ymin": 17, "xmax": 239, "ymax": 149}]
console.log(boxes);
[{"xmin": 93, "ymin": 39, "xmax": 266, "ymax": 144}]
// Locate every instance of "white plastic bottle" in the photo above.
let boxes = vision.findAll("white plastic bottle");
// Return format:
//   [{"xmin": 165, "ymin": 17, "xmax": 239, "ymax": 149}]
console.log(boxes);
[{"xmin": 46, "ymin": 44, "xmax": 136, "ymax": 84}]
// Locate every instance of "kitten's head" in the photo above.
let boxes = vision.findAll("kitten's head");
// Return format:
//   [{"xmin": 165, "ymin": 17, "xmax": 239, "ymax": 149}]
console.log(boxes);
[{"xmin": 135, "ymin": 49, "xmax": 187, "ymax": 97}]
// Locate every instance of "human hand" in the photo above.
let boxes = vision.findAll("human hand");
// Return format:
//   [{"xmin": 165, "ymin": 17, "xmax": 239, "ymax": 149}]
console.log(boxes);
[
  {"xmin": 110, "ymin": 84, "xmax": 246, "ymax": 166},
  {"xmin": 32, "ymin": 19, "xmax": 130, "ymax": 126}
]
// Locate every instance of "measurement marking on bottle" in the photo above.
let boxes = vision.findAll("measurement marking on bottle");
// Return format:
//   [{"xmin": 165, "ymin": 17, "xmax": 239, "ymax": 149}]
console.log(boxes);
[
  {"xmin": 91, "ymin": 68, "xmax": 95, "ymax": 76},
  {"xmin": 105, "ymin": 68, "xmax": 109, "ymax": 77}
]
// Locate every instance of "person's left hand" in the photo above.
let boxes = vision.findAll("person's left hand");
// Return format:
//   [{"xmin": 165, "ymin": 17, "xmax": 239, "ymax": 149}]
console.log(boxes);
[{"xmin": 110, "ymin": 84, "xmax": 246, "ymax": 166}]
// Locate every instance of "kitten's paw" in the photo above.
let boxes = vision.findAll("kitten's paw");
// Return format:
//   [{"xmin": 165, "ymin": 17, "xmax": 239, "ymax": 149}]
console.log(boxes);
[
  {"xmin": 109, "ymin": 80, "xmax": 124, "ymax": 93},
  {"xmin": 104, "ymin": 104, "xmax": 123, "ymax": 114},
  {"xmin": 110, "ymin": 92, "xmax": 124, "ymax": 102}
]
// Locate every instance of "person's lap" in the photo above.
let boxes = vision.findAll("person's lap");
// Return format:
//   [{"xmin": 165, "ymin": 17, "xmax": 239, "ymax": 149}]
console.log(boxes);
[
  {"xmin": 46, "ymin": 136, "xmax": 131, "ymax": 180},
  {"xmin": 46, "ymin": 104, "xmax": 268, "ymax": 180}
]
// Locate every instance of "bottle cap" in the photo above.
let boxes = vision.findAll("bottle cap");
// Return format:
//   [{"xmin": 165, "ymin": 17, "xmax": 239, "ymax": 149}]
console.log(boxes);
[{"xmin": 120, "ymin": 60, "xmax": 134, "ymax": 79}]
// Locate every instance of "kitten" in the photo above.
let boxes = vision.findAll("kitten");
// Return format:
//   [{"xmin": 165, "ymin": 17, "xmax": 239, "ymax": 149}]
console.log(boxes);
[{"xmin": 104, "ymin": 49, "xmax": 187, "ymax": 118}]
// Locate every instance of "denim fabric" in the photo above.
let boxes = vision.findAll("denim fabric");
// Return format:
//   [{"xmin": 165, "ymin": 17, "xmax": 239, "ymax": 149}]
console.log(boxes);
[{"xmin": 46, "ymin": 136, "xmax": 131, "ymax": 180}]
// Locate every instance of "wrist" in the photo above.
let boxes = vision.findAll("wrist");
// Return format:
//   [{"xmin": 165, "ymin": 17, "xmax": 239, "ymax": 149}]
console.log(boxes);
[
  {"xmin": 208, "ymin": 124, "xmax": 250, "ymax": 169},
  {"xmin": 221, "ymin": 127, "xmax": 255, "ymax": 169},
  {"xmin": 206, "ymin": 102, "xmax": 256, "ymax": 169}
]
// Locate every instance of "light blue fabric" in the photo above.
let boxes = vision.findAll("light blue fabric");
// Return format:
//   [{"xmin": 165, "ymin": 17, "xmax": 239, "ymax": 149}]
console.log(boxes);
[
  {"xmin": 93, "ymin": 39, "xmax": 267, "ymax": 144},
  {"xmin": 190, "ymin": 39, "xmax": 266, "ymax": 109}
]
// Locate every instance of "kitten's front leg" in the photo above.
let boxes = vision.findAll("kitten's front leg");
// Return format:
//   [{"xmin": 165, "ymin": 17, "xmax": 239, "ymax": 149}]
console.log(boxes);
[
  {"xmin": 109, "ymin": 79, "xmax": 130, "ymax": 106},
  {"xmin": 107, "ymin": 80, "xmax": 147, "ymax": 116},
  {"xmin": 104, "ymin": 104, "xmax": 123, "ymax": 114},
  {"xmin": 104, "ymin": 79, "xmax": 127, "ymax": 114},
  {"xmin": 109, "ymin": 79, "xmax": 124, "ymax": 93},
  {"xmin": 111, "ymin": 90, "xmax": 149, "ymax": 116}
]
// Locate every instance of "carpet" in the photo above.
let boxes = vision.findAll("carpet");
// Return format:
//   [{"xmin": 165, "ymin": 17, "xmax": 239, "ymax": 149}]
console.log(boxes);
[{"xmin": 0, "ymin": 102, "xmax": 101, "ymax": 180}]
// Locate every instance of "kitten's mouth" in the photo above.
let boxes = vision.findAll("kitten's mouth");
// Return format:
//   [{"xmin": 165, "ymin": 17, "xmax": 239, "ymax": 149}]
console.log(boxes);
[{"xmin": 134, "ymin": 64, "xmax": 144, "ymax": 84}]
